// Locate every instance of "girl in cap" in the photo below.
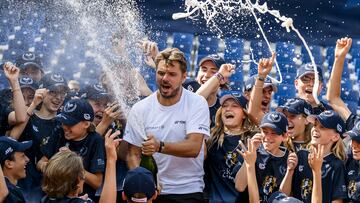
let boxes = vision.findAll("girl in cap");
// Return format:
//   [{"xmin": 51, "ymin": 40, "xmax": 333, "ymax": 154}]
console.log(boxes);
[
  {"xmin": 205, "ymin": 91, "xmax": 254, "ymax": 203},
  {"xmin": 41, "ymin": 151, "xmax": 93, "ymax": 203},
  {"xmin": 37, "ymin": 99, "xmax": 105, "ymax": 201},
  {"xmin": 344, "ymin": 121, "xmax": 360, "ymax": 202},
  {"xmin": 277, "ymin": 98, "xmax": 313, "ymax": 152},
  {"xmin": 280, "ymin": 110, "xmax": 347, "ymax": 203},
  {"xmin": 235, "ymin": 111, "xmax": 293, "ymax": 202}
]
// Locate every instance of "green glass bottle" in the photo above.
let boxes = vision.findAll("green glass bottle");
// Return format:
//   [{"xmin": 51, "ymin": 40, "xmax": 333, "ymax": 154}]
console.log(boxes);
[{"xmin": 140, "ymin": 154, "xmax": 158, "ymax": 184}]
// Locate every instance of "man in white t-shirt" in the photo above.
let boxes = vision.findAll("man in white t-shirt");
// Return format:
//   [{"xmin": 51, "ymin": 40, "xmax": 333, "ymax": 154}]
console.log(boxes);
[{"xmin": 123, "ymin": 48, "xmax": 210, "ymax": 203}]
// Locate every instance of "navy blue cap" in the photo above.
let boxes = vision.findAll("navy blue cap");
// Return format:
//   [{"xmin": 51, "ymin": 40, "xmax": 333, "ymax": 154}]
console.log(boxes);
[
  {"xmin": 277, "ymin": 98, "xmax": 313, "ymax": 116},
  {"xmin": 56, "ymin": 99, "xmax": 94, "ymax": 126},
  {"xmin": 15, "ymin": 52, "xmax": 43, "ymax": 72},
  {"xmin": 0, "ymin": 136, "xmax": 32, "ymax": 163},
  {"xmin": 81, "ymin": 83, "xmax": 111, "ymax": 101},
  {"xmin": 260, "ymin": 112, "xmax": 289, "ymax": 135},
  {"xmin": 123, "ymin": 167, "xmax": 156, "ymax": 202},
  {"xmin": 346, "ymin": 120, "xmax": 360, "ymax": 142},
  {"xmin": 219, "ymin": 91, "xmax": 248, "ymax": 108},
  {"xmin": 244, "ymin": 74, "xmax": 278, "ymax": 92},
  {"xmin": 19, "ymin": 76, "xmax": 39, "ymax": 90},
  {"xmin": 182, "ymin": 79, "xmax": 200, "ymax": 93},
  {"xmin": 39, "ymin": 73, "xmax": 69, "ymax": 91},
  {"xmin": 268, "ymin": 191, "xmax": 304, "ymax": 203},
  {"xmin": 199, "ymin": 54, "xmax": 226, "ymax": 69},
  {"xmin": 307, "ymin": 110, "xmax": 345, "ymax": 137},
  {"xmin": 296, "ymin": 63, "xmax": 323, "ymax": 82}
]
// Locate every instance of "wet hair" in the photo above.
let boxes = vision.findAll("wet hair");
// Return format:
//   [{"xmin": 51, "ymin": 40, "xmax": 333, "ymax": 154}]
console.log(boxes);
[
  {"xmin": 154, "ymin": 48, "xmax": 187, "ymax": 73},
  {"xmin": 207, "ymin": 106, "xmax": 249, "ymax": 150},
  {"xmin": 42, "ymin": 151, "xmax": 85, "ymax": 199}
]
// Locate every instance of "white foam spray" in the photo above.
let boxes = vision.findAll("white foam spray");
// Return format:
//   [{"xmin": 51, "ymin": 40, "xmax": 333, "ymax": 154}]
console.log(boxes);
[{"xmin": 173, "ymin": 0, "xmax": 320, "ymax": 104}]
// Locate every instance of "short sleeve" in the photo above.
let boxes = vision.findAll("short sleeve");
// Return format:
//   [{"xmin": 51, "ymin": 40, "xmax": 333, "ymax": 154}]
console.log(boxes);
[
  {"xmin": 331, "ymin": 163, "xmax": 348, "ymax": 200},
  {"xmin": 186, "ymin": 96, "xmax": 210, "ymax": 137}
]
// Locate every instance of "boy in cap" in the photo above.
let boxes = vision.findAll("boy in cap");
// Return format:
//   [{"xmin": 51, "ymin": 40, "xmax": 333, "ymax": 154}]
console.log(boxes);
[
  {"xmin": 16, "ymin": 52, "xmax": 44, "ymax": 82},
  {"xmin": 247, "ymin": 53, "xmax": 278, "ymax": 125},
  {"xmin": 294, "ymin": 63, "xmax": 331, "ymax": 114},
  {"xmin": 0, "ymin": 136, "xmax": 32, "ymax": 203},
  {"xmin": 38, "ymin": 99, "xmax": 105, "ymax": 201},
  {"xmin": 122, "ymin": 167, "xmax": 157, "ymax": 203},
  {"xmin": 10, "ymin": 72, "xmax": 68, "ymax": 202},
  {"xmin": 235, "ymin": 111, "xmax": 292, "ymax": 202}
]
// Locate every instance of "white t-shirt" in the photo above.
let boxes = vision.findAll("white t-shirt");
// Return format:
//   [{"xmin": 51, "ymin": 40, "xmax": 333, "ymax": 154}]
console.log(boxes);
[{"xmin": 124, "ymin": 88, "xmax": 210, "ymax": 194}]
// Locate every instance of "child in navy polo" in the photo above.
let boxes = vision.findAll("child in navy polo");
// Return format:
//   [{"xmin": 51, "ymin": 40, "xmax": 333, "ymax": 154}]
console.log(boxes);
[
  {"xmin": 280, "ymin": 110, "xmax": 348, "ymax": 203},
  {"xmin": 344, "ymin": 121, "xmax": 360, "ymax": 202},
  {"xmin": 11, "ymin": 72, "xmax": 69, "ymax": 202},
  {"xmin": 277, "ymin": 98, "xmax": 313, "ymax": 152},
  {"xmin": 0, "ymin": 136, "xmax": 32, "ymax": 203},
  {"xmin": 235, "ymin": 111, "xmax": 291, "ymax": 202},
  {"xmin": 37, "ymin": 99, "xmax": 105, "ymax": 201}
]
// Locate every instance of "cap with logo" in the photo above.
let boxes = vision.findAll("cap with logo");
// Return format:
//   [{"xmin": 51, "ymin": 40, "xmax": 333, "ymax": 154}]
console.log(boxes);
[
  {"xmin": 268, "ymin": 191, "xmax": 304, "ymax": 203},
  {"xmin": 81, "ymin": 83, "xmax": 111, "ymax": 101},
  {"xmin": 260, "ymin": 112, "xmax": 289, "ymax": 135},
  {"xmin": 123, "ymin": 167, "xmax": 156, "ymax": 203},
  {"xmin": 244, "ymin": 74, "xmax": 278, "ymax": 92},
  {"xmin": 198, "ymin": 54, "xmax": 226, "ymax": 69},
  {"xmin": 182, "ymin": 79, "xmax": 201, "ymax": 93},
  {"xmin": 39, "ymin": 73, "xmax": 69, "ymax": 91},
  {"xmin": 19, "ymin": 76, "xmax": 39, "ymax": 90},
  {"xmin": 0, "ymin": 136, "xmax": 32, "ymax": 163},
  {"xmin": 15, "ymin": 52, "xmax": 44, "ymax": 72},
  {"xmin": 296, "ymin": 63, "xmax": 323, "ymax": 82},
  {"xmin": 307, "ymin": 110, "xmax": 345, "ymax": 137},
  {"xmin": 277, "ymin": 98, "xmax": 313, "ymax": 116},
  {"xmin": 219, "ymin": 91, "xmax": 248, "ymax": 108},
  {"xmin": 56, "ymin": 99, "xmax": 94, "ymax": 126},
  {"xmin": 345, "ymin": 120, "xmax": 360, "ymax": 142}
]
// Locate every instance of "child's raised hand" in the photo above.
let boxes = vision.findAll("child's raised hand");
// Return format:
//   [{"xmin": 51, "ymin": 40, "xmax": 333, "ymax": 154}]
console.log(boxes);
[
  {"xmin": 237, "ymin": 138, "xmax": 257, "ymax": 167},
  {"xmin": 308, "ymin": 144, "xmax": 324, "ymax": 173}
]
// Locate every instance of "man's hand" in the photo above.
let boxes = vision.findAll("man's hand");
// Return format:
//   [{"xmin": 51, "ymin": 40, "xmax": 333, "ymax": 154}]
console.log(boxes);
[
  {"xmin": 3, "ymin": 62, "xmax": 20, "ymax": 82},
  {"xmin": 257, "ymin": 52, "xmax": 276, "ymax": 78},
  {"xmin": 141, "ymin": 134, "xmax": 160, "ymax": 156},
  {"xmin": 287, "ymin": 152, "xmax": 298, "ymax": 171},
  {"xmin": 335, "ymin": 37, "xmax": 352, "ymax": 59},
  {"xmin": 308, "ymin": 145, "xmax": 324, "ymax": 172},
  {"xmin": 105, "ymin": 130, "xmax": 122, "ymax": 161}
]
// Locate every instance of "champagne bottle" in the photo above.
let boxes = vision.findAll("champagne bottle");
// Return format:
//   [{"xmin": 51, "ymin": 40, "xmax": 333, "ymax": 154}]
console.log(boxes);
[{"xmin": 140, "ymin": 154, "xmax": 158, "ymax": 184}]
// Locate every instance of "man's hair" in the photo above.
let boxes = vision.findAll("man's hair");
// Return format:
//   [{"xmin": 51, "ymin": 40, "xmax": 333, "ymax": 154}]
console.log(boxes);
[
  {"xmin": 154, "ymin": 48, "xmax": 187, "ymax": 73},
  {"xmin": 42, "ymin": 151, "xmax": 85, "ymax": 199}
]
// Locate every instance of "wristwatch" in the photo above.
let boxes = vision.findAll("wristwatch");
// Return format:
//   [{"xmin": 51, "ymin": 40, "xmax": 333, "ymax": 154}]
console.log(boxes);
[
  {"xmin": 257, "ymin": 76, "xmax": 265, "ymax": 81},
  {"xmin": 158, "ymin": 141, "xmax": 165, "ymax": 153}
]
